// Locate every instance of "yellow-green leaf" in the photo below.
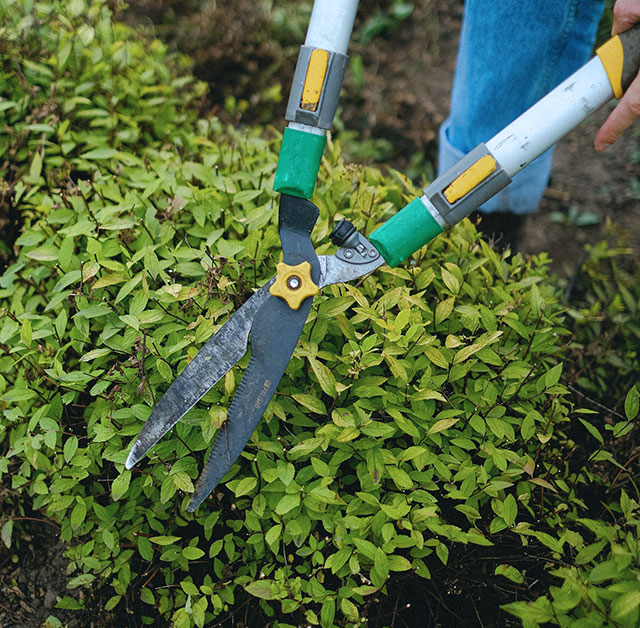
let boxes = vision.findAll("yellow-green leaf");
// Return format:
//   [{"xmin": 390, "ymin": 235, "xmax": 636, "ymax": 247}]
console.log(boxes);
[{"xmin": 428, "ymin": 418, "xmax": 459, "ymax": 435}]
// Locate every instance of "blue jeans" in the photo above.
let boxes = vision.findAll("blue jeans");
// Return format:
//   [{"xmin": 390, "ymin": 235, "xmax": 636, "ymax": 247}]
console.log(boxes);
[{"xmin": 439, "ymin": 0, "xmax": 605, "ymax": 215}]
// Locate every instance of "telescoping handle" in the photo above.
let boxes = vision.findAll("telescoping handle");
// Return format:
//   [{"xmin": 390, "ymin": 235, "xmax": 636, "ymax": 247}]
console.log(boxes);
[
  {"xmin": 273, "ymin": 0, "xmax": 359, "ymax": 200},
  {"xmin": 370, "ymin": 24, "xmax": 640, "ymax": 267}
]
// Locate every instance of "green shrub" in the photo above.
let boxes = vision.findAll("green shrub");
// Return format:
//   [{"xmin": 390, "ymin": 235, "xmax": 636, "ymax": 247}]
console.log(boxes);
[
  {"xmin": 0, "ymin": 0, "xmax": 204, "ymax": 265},
  {"xmin": 504, "ymin": 387, "xmax": 640, "ymax": 628},
  {"xmin": 2, "ymin": 1, "xmax": 639, "ymax": 627},
  {"xmin": 565, "ymin": 235, "xmax": 639, "ymax": 403}
]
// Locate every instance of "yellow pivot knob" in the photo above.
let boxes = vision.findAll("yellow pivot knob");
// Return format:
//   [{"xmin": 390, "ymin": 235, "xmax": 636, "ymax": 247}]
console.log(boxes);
[{"xmin": 269, "ymin": 261, "xmax": 319, "ymax": 310}]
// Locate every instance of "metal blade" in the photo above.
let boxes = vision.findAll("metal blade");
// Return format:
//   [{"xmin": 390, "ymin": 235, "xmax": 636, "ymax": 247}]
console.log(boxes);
[
  {"xmin": 187, "ymin": 292, "xmax": 313, "ymax": 511},
  {"xmin": 318, "ymin": 231, "xmax": 384, "ymax": 288},
  {"xmin": 188, "ymin": 194, "xmax": 321, "ymax": 510},
  {"xmin": 125, "ymin": 281, "xmax": 274, "ymax": 469}
]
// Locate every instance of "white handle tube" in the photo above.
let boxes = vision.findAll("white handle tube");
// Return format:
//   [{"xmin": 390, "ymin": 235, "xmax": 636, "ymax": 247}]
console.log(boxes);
[
  {"xmin": 486, "ymin": 56, "xmax": 614, "ymax": 177},
  {"xmin": 305, "ymin": 0, "xmax": 359, "ymax": 55}
]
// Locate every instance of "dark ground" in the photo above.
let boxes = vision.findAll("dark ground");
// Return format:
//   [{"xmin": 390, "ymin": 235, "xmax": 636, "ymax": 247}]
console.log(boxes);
[{"xmin": 2, "ymin": 1, "xmax": 639, "ymax": 627}]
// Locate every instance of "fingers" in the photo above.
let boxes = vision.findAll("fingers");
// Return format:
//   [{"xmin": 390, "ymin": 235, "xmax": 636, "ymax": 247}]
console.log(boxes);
[
  {"xmin": 612, "ymin": 0, "xmax": 640, "ymax": 34},
  {"xmin": 595, "ymin": 72, "xmax": 640, "ymax": 150}
]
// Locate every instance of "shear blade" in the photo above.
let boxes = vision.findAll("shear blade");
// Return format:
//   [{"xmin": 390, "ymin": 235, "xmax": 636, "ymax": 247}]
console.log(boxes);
[
  {"xmin": 188, "ymin": 289, "xmax": 315, "ymax": 510},
  {"xmin": 125, "ymin": 281, "xmax": 274, "ymax": 470},
  {"xmin": 125, "ymin": 194, "xmax": 388, "ymax": 511}
]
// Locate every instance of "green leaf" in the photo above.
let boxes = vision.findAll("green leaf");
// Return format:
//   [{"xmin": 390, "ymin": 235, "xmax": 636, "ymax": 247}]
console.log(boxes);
[
  {"xmin": 494, "ymin": 564, "xmax": 524, "ymax": 584},
  {"xmin": 1, "ymin": 520, "xmax": 13, "ymax": 549},
  {"xmin": 138, "ymin": 536, "xmax": 154, "ymax": 561},
  {"xmin": 245, "ymin": 580, "xmax": 279, "ymax": 600},
  {"xmin": 544, "ymin": 363, "xmax": 563, "ymax": 388},
  {"xmin": 424, "ymin": 346, "xmax": 448, "ymax": 369},
  {"xmin": 70, "ymin": 500, "xmax": 87, "ymax": 531},
  {"xmin": 30, "ymin": 150, "xmax": 43, "ymax": 179},
  {"xmin": 502, "ymin": 598, "xmax": 554, "ymax": 623},
  {"xmin": 371, "ymin": 548, "xmax": 389, "ymax": 588},
  {"xmin": 77, "ymin": 24, "xmax": 95, "ymax": 45},
  {"xmin": 67, "ymin": 574, "xmax": 95, "ymax": 589},
  {"xmin": 428, "ymin": 418, "xmax": 459, "ymax": 435},
  {"xmin": 588, "ymin": 559, "xmax": 620, "ymax": 583},
  {"xmin": 292, "ymin": 393, "xmax": 326, "ymax": 415},
  {"xmin": 436, "ymin": 542, "xmax": 449, "ymax": 565},
  {"xmin": 278, "ymin": 462, "xmax": 295, "ymax": 486},
  {"xmin": 453, "ymin": 331, "xmax": 502, "ymax": 364},
  {"xmin": 340, "ymin": 597, "xmax": 359, "ymax": 622},
  {"xmin": 387, "ymin": 466, "xmax": 413, "ymax": 490},
  {"xmin": 217, "ymin": 239, "xmax": 245, "ymax": 258},
  {"xmin": 353, "ymin": 538, "xmax": 377, "ymax": 561},
  {"xmin": 58, "ymin": 39, "xmax": 72, "ymax": 71},
  {"xmin": 625, "ymin": 386, "xmax": 639, "ymax": 421},
  {"xmin": 26, "ymin": 246, "xmax": 58, "ymax": 262},
  {"xmin": 388, "ymin": 555, "xmax": 412, "ymax": 571},
  {"xmin": 441, "ymin": 267, "xmax": 460, "ymax": 294},
  {"xmin": 140, "ymin": 588, "xmax": 155, "ymax": 605},
  {"xmin": 309, "ymin": 357, "xmax": 337, "ymax": 396},
  {"xmin": 172, "ymin": 472, "xmax": 194, "ymax": 493},
  {"xmin": 55, "ymin": 597, "xmax": 84, "ymax": 610},
  {"xmin": 265, "ymin": 524, "xmax": 282, "ymax": 547},
  {"xmin": 233, "ymin": 476, "xmax": 257, "ymax": 497},
  {"xmin": 435, "ymin": 297, "xmax": 455, "ymax": 324},
  {"xmin": 579, "ymin": 418, "xmax": 603, "ymax": 444},
  {"xmin": 111, "ymin": 470, "xmax": 131, "ymax": 501},
  {"xmin": 20, "ymin": 319, "xmax": 32, "ymax": 346},
  {"xmin": 502, "ymin": 494, "xmax": 517, "ymax": 527},
  {"xmin": 150, "ymin": 536, "xmax": 181, "ymax": 546},
  {"xmin": 611, "ymin": 590, "xmax": 640, "ymax": 621},
  {"xmin": 143, "ymin": 247, "xmax": 160, "ymax": 281},
  {"xmin": 105, "ymin": 595, "xmax": 121, "ymax": 611},
  {"xmin": 275, "ymin": 493, "xmax": 301, "ymax": 516},
  {"xmin": 321, "ymin": 599, "xmax": 335, "ymax": 628},
  {"xmin": 80, "ymin": 348, "xmax": 111, "ymax": 363},
  {"xmin": 2, "ymin": 388, "xmax": 37, "ymax": 402},
  {"xmin": 81, "ymin": 148, "xmax": 119, "ymax": 160},
  {"xmin": 234, "ymin": 189, "xmax": 262, "ymax": 204},
  {"xmin": 183, "ymin": 547, "xmax": 205, "ymax": 560},
  {"xmin": 575, "ymin": 539, "xmax": 607, "ymax": 565}
]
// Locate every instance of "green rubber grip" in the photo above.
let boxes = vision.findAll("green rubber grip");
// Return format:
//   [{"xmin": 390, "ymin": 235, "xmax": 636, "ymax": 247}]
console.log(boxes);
[
  {"xmin": 369, "ymin": 197, "xmax": 444, "ymax": 267},
  {"xmin": 274, "ymin": 127, "xmax": 327, "ymax": 199}
]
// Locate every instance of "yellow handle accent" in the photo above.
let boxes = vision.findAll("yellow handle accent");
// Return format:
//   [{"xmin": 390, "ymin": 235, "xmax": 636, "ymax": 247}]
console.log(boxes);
[
  {"xmin": 443, "ymin": 154, "xmax": 497, "ymax": 204},
  {"xmin": 269, "ymin": 261, "xmax": 319, "ymax": 310},
  {"xmin": 301, "ymin": 49, "xmax": 330, "ymax": 112},
  {"xmin": 596, "ymin": 35, "xmax": 624, "ymax": 99}
]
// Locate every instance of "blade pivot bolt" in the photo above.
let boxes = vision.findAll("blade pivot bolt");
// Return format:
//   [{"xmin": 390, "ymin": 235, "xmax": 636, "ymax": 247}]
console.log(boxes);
[{"xmin": 270, "ymin": 261, "xmax": 319, "ymax": 310}]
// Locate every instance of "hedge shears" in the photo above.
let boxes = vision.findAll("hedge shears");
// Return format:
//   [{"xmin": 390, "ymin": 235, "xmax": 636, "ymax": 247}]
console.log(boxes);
[{"xmin": 126, "ymin": 0, "xmax": 640, "ymax": 510}]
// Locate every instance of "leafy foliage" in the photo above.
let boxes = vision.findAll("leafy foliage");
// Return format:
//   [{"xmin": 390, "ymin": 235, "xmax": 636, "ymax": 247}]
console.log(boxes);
[
  {"xmin": 0, "ymin": 0, "xmax": 204, "ymax": 265},
  {"xmin": 504, "ymin": 388, "xmax": 640, "ymax": 628},
  {"xmin": 1, "ymin": 1, "xmax": 639, "ymax": 627},
  {"xmin": 565, "ymin": 235, "xmax": 639, "ymax": 400}
]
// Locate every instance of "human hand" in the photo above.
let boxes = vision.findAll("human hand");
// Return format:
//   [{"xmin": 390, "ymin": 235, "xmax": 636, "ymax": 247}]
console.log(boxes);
[{"xmin": 594, "ymin": 0, "xmax": 640, "ymax": 151}]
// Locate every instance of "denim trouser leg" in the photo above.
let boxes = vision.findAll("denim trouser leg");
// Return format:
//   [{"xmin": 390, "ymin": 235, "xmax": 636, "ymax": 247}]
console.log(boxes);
[{"xmin": 439, "ymin": 0, "xmax": 605, "ymax": 215}]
